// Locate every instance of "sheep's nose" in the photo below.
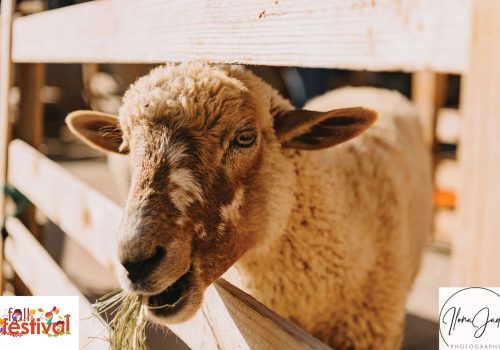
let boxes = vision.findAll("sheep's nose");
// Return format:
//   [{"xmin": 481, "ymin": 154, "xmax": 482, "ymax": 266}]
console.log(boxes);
[{"xmin": 121, "ymin": 246, "xmax": 166, "ymax": 283}]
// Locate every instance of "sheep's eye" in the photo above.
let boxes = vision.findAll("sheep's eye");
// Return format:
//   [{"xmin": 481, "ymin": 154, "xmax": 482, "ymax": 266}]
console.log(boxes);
[{"xmin": 233, "ymin": 130, "xmax": 256, "ymax": 148}]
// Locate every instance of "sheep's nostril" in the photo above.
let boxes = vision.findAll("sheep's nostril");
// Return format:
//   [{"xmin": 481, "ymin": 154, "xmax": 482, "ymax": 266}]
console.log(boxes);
[{"xmin": 122, "ymin": 246, "xmax": 166, "ymax": 283}]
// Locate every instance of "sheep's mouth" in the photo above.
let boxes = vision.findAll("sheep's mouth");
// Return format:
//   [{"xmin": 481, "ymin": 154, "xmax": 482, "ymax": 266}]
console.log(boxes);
[{"xmin": 146, "ymin": 265, "xmax": 193, "ymax": 316}]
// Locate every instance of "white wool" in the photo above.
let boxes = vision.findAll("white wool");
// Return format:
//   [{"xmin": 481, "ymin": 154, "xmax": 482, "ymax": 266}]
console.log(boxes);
[{"xmin": 234, "ymin": 86, "xmax": 432, "ymax": 349}]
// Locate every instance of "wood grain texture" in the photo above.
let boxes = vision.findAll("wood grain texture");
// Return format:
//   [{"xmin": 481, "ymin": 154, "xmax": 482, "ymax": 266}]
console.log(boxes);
[
  {"xmin": 8, "ymin": 140, "xmax": 122, "ymax": 271},
  {"xmin": 452, "ymin": 0, "xmax": 500, "ymax": 285},
  {"xmin": 12, "ymin": 0, "xmax": 471, "ymax": 72},
  {"xmin": 14, "ymin": 63, "xmax": 46, "ymax": 237},
  {"xmin": 4, "ymin": 217, "xmax": 109, "ymax": 350},
  {"xmin": 411, "ymin": 72, "xmax": 448, "ymax": 149},
  {"xmin": 0, "ymin": 0, "xmax": 16, "ymax": 294},
  {"xmin": 170, "ymin": 279, "xmax": 330, "ymax": 350},
  {"xmin": 15, "ymin": 64, "xmax": 45, "ymax": 148}
]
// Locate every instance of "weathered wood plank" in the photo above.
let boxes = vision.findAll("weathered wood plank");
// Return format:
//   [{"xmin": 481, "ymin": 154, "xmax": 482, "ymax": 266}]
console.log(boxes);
[
  {"xmin": 8, "ymin": 139, "xmax": 121, "ymax": 271},
  {"xmin": 14, "ymin": 63, "xmax": 46, "ymax": 236},
  {"xmin": 411, "ymin": 72, "xmax": 448, "ymax": 149},
  {"xmin": 0, "ymin": 0, "xmax": 16, "ymax": 294},
  {"xmin": 169, "ymin": 279, "xmax": 330, "ymax": 350},
  {"xmin": 12, "ymin": 0, "xmax": 471, "ymax": 72},
  {"xmin": 170, "ymin": 278, "xmax": 330, "ymax": 349},
  {"xmin": 15, "ymin": 64, "xmax": 45, "ymax": 148},
  {"xmin": 452, "ymin": 0, "xmax": 500, "ymax": 285},
  {"xmin": 4, "ymin": 217, "xmax": 109, "ymax": 350}
]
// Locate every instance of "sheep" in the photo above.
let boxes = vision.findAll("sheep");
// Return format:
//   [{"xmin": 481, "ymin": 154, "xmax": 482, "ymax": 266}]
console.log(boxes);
[{"xmin": 66, "ymin": 62, "xmax": 432, "ymax": 349}]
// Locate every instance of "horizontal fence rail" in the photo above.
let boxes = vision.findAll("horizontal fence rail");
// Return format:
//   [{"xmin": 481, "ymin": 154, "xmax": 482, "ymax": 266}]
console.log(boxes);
[
  {"xmin": 12, "ymin": 0, "xmax": 472, "ymax": 73},
  {"xmin": 7, "ymin": 140, "xmax": 330, "ymax": 350},
  {"xmin": 8, "ymin": 139, "xmax": 121, "ymax": 271}
]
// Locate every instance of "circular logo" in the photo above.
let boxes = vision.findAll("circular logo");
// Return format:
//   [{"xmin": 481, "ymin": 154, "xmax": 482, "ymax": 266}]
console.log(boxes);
[{"xmin": 440, "ymin": 287, "xmax": 500, "ymax": 347}]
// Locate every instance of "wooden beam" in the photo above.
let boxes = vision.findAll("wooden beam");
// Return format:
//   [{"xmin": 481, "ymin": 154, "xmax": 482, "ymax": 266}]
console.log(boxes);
[
  {"xmin": 0, "ymin": 0, "xmax": 16, "ymax": 295},
  {"xmin": 4, "ymin": 217, "xmax": 109, "ymax": 350},
  {"xmin": 452, "ymin": 0, "xmax": 500, "ymax": 285},
  {"xmin": 170, "ymin": 279, "xmax": 329, "ymax": 350},
  {"xmin": 12, "ymin": 0, "xmax": 472, "ymax": 72},
  {"xmin": 15, "ymin": 64, "xmax": 45, "ymax": 148},
  {"xmin": 8, "ymin": 140, "xmax": 122, "ymax": 271},
  {"xmin": 14, "ymin": 63, "xmax": 46, "ymax": 236},
  {"xmin": 411, "ymin": 72, "xmax": 448, "ymax": 149},
  {"xmin": 81, "ymin": 63, "xmax": 99, "ymax": 105},
  {"xmin": 412, "ymin": 72, "xmax": 449, "ymax": 245}
]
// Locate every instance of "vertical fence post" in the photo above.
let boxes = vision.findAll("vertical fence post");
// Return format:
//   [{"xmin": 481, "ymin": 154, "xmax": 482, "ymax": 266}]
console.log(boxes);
[
  {"xmin": 452, "ymin": 0, "xmax": 500, "ymax": 285},
  {"xmin": 0, "ymin": 0, "xmax": 16, "ymax": 294},
  {"xmin": 15, "ymin": 64, "xmax": 45, "ymax": 237},
  {"xmin": 412, "ymin": 71, "xmax": 448, "ymax": 244},
  {"xmin": 411, "ymin": 72, "xmax": 448, "ymax": 151}
]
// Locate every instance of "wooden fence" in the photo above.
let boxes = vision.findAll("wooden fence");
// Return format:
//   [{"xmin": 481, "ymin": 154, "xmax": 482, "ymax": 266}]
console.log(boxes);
[{"xmin": 1, "ymin": 0, "xmax": 499, "ymax": 348}]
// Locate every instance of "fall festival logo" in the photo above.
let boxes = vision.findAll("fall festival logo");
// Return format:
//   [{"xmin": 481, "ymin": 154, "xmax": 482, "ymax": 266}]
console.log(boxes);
[{"xmin": 0, "ymin": 306, "xmax": 72, "ymax": 337}]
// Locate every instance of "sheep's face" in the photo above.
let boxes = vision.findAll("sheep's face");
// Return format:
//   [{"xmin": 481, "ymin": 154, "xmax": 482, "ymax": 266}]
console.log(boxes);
[
  {"xmin": 117, "ymin": 101, "xmax": 262, "ymax": 323},
  {"xmin": 66, "ymin": 63, "xmax": 376, "ymax": 324}
]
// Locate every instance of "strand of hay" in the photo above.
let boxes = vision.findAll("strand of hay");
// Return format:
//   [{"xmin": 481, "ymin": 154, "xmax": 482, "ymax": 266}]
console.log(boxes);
[{"xmin": 93, "ymin": 290, "xmax": 148, "ymax": 350}]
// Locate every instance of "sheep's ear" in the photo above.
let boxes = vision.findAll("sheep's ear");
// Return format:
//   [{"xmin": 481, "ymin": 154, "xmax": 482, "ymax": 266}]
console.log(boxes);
[
  {"xmin": 273, "ymin": 107, "xmax": 377, "ymax": 150},
  {"xmin": 65, "ymin": 110, "xmax": 128, "ymax": 154}
]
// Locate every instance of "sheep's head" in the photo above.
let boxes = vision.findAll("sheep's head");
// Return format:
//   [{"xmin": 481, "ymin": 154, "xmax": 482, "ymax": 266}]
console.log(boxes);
[{"xmin": 66, "ymin": 63, "xmax": 376, "ymax": 324}]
